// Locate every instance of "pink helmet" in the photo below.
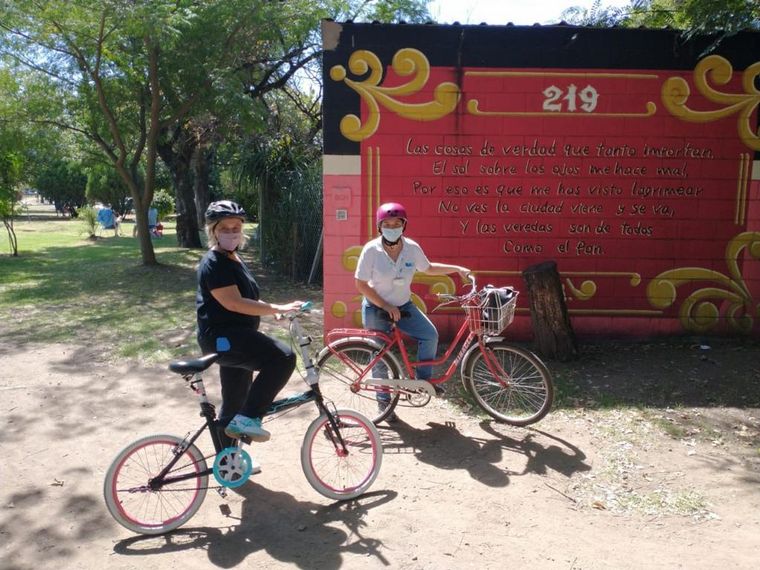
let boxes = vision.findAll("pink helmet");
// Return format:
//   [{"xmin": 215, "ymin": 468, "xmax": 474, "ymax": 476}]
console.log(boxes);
[{"xmin": 376, "ymin": 202, "xmax": 407, "ymax": 230}]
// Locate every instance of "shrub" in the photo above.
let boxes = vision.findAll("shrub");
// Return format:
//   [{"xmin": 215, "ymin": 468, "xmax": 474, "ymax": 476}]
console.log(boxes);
[
  {"xmin": 152, "ymin": 188, "xmax": 174, "ymax": 221},
  {"xmin": 78, "ymin": 205, "xmax": 98, "ymax": 238}
]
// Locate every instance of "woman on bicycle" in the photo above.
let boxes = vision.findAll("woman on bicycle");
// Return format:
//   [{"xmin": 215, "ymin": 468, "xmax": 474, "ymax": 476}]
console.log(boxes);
[
  {"xmin": 197, "ymin": 200, "xmax": 303, "ymax": 441},
  {"xmin": 354, "ymin": 202, "xmax": 470, "ymax": 420}
]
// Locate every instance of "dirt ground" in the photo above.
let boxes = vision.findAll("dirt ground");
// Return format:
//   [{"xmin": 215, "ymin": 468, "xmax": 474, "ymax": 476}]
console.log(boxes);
[{"xmin": 1, "ymin": 321, "xmax": 759, "ymax": 568}]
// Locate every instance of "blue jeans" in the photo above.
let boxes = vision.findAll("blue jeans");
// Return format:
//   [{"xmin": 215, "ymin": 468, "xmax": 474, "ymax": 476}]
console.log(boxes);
[{"xmin": 362, "ymin": 299, "xmax": 439, "ymax": 384}]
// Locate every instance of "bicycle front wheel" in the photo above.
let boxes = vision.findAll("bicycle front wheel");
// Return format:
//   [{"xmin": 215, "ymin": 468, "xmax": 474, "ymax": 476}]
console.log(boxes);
[
  {"xmin": 103, "ymin": 434, "xmax": 209, "ymax": 535},
  {"xmin": 463, "ymin": 342, "xmax": 554, "ymax": 426},
  {"xmin": 317, "ymin": 341, "xmax": 401, "ymax": 424},
  {"xmin": 301, "ymin": 409, "xmax": 383, "ymax": 501}
]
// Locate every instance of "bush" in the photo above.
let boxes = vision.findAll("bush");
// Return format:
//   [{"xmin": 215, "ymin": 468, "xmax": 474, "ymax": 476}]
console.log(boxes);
[
  {"xmin": 78, "ymin": 205, "xmax": 98, "ymax": 238},
  {"xmin": 152, "ymin": 188, "xmax": 174, "ymax": 221}
]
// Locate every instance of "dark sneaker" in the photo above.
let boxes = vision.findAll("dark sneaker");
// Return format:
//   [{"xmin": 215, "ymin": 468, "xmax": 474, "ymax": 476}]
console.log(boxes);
[{"xmin": 378, "ymin": 401, "xmax": 398, "ymax": 423}]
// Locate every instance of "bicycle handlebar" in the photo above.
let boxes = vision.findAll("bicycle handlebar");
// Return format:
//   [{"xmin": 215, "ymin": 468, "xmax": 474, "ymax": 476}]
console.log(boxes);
[
  {"xmin": 277, "ymin": 301, "xmax": 313, "ymax": 321},
  {"xmin": 434, "ymin": 274, "xmax": 478, "ymax": 305}
]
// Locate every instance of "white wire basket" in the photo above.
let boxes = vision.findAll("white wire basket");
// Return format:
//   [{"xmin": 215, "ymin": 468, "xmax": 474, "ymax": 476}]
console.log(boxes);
[{"xmin": 463, "ymin": 287, "xmax": 518, "ymax": 336}]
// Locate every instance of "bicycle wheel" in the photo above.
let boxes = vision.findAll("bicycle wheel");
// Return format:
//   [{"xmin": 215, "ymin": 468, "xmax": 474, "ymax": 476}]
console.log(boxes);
[
  {"xmin": 463, "ymin": 342, "xmax": 554, "ymax": 426},
  {"xmin": 301, "ymin": 409, "xmax": 383, "ymax": 500},
  {"xmin": 104, "ymin": 434, "xmax": 209, "ymax": 535},
  {"xmin": 317, "ymin": 341, "xmax": 401, "ymax": 424}
]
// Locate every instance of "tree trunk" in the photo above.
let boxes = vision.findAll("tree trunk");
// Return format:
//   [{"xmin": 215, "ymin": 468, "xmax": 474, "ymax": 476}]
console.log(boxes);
[
  {"xmin": 157, "ymin": 127, "xmax": 202, "ymax": 248},
  {"xmin": 133, "ymin": 204, "xmax": 154, "ymax": 263},
  {"xmin": 175, "ymin": 170, "xmax": 202, "ymax": 248},
  {"xmin": 522, "ymin": 260, "xmax": 578, "ymax": 361},
  {"xmin": 192, "ymin": 145, "xmax": 212, "ymax": 228}
]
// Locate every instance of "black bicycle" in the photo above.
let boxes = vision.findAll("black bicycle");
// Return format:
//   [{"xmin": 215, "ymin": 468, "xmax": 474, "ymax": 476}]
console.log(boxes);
[{"xmin": 103, "ymin": 304, "xmax": 383, "ymax": 535}]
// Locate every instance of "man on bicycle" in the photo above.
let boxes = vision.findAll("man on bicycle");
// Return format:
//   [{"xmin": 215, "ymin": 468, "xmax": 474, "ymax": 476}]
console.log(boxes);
[{"xmin": 354, "ymin": 202, "xmax": 470, "ymax": 421}]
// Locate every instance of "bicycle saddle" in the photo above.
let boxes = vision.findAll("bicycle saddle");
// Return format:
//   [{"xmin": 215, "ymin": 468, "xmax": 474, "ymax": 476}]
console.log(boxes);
[{"xmin": 169, "ymin": 353, "xmax": 221, "ymax": 374}]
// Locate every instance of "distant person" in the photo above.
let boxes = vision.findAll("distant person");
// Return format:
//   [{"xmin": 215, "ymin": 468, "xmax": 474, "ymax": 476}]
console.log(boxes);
[
  {"xmin": 196, "ymin": 200, "xmax": 304, "ymax": 442},
  {"xmin": 132, "ymin": 205, "xmax": 160, "ymax": 238}
]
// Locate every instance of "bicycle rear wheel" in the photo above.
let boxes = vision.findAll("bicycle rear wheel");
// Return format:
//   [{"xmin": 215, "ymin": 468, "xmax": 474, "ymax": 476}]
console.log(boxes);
[
  {"xmin": 104, "ymin": 434, "xmax": 209, "ymax": 535},
  {"xmin": 463, "ymin": 342, "xmax": 554, "ymax": 426},
  {"xmin": 301, "ymin": 409, "xmax": 383, "ymax": 500},
  {"xmin": 317, "ymin": 341, "xmax": 401, "ymax": 424}
]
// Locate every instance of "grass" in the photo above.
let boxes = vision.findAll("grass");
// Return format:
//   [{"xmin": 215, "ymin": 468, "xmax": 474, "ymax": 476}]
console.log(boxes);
[
  {"xmin": 0, "ymin": 204, "xmax": 325, "ymax": 365},
  {"xmin": 0, "ymin": 208, "xmax": 210, "ymax": 363}
]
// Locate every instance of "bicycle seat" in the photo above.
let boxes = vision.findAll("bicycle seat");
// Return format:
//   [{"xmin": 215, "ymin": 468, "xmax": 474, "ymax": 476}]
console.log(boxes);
[{"xmin": 169, "ymin": 353, "xmax": 221, "ymax": 375}]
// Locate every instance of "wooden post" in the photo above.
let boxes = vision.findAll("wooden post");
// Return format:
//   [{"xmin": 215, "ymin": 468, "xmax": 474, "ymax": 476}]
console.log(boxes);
[{"xmin": 522, "ymin": 260, "xmax": 578, "ymax": 361}]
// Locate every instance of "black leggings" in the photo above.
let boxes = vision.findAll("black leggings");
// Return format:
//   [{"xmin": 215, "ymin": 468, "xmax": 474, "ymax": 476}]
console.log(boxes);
[{"xmin": 199, "ymin": 328, "xmax": 296, "ymax": 425}]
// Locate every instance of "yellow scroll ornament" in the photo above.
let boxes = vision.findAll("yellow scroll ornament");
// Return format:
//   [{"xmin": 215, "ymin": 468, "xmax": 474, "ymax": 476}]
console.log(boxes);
[
  {"xmin": 330, "ymin": 48, "xmax": 461, "ymax": 142},
  {"xmin": 647, "ymin": 232, "xmax": 760, "ymax": 333},
  {"xmin": 662, "ymin": 55, "xmax": 760, "ymax": 151}
]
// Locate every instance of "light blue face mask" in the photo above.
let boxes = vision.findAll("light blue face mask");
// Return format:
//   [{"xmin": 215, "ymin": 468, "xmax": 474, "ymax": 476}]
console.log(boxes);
[{"xmin": 381, "ymin": 227, "xmax": 403, "ymax": 242}]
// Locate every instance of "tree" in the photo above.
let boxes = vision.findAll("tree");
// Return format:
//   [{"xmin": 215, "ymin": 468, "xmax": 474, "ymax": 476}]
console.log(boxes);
[
  {"xmin": 85, "ymin": 162, "xmax": 131, "ymax": 214},
  {"xmin": 561, "ymin": 2, "xmax": 759, "ymax": 47},
  {"xmin": 1, "ymin": 0, "xmax": 433, "ymax": 267},
  {"xmin": 0, "ymin": 144, "xmax": 23, "ymax": 256},
  {"xmin": 624, "ymin": 0, "xmax": 759, "ymax": 46},
  {"xmin": 35, "ymin": 158, "xmax": 88, "ymax": 212},
  {"xmin": 0, "ymin": 1, "xmax": 248, "ymax": 263},
  {"xmin": 560, "ymin": 1, "xmax": 629, "ymax": 26}
]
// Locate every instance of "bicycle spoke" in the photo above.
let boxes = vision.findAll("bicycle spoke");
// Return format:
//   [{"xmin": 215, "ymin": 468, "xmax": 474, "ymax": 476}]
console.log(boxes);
[
  {"xmin": 301, "ymin": 410, "xmax": 382, "ymax": 500},
  {"xmin": 104, "ymin": 435, "xmax": 209, "ymax": 535},
  {"xmin": 317, "ymin": 343, "xmax": 401, "ymax": 424},
  {"xmin": 465, "ymin": 343, "xmax": 553, "ymax": 425}
]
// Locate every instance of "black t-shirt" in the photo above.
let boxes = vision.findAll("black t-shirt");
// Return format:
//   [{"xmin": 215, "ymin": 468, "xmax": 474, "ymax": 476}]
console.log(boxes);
[{"xmin": 196, "ymin": 249, "xmax": 260, "ymax": 336}]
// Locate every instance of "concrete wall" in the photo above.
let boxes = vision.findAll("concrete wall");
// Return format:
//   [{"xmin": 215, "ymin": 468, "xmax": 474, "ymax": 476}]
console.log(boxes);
[{"xmin": 322, "ymin": 21, "xmax": 760, "ymax": 339}]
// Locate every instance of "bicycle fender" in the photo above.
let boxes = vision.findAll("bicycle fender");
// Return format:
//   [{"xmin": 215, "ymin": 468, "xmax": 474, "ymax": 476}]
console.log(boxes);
[{"xmin": 318, "ymin": 337, "xmax": 405, "ymax": 375}]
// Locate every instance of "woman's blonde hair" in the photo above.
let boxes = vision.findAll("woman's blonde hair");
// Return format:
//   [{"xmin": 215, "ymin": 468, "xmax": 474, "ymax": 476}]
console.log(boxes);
[{"xmin": 205, "ymin": 220, "xmax": 249, "ymax": 250}]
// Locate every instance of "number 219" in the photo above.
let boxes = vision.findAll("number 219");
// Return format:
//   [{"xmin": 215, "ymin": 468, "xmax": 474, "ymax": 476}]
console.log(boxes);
[{"xmin": 542, "ymin": 84, "xmax": 598, "ymax": 112}]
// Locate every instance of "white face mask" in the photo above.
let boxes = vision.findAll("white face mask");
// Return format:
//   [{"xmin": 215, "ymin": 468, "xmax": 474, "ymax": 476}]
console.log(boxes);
[
  {"xmin": 381, "ymin": 227, "xmax": 403, "ymax": 242},
  {"xmin": 217, "ymin": 231, "xmax": 242, "ymax": 251}
]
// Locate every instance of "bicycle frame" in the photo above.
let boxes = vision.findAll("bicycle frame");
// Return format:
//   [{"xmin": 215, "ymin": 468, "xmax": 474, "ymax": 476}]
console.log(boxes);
[
  {"xmin": 324, "ymin": 276, "xmax": 521, "ymax": 394},
  {"xmin": 325, "ymin": 310, "xmax": 508, "ymax": 392},
  {"xmin": 151, "ymin": 359, "xmax": 348, "ymax": 491}
]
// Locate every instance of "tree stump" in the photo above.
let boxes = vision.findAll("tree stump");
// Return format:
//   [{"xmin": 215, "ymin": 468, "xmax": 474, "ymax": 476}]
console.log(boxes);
[{"xmin": 522, "ymin": 261, "xmax": 578, "ymax": 361}]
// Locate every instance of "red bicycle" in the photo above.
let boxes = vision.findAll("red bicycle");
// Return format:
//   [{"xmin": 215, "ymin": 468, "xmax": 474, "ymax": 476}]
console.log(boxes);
[{"xmin": 316, "ymin": 277, "xmax": 554, "ymax": 426}]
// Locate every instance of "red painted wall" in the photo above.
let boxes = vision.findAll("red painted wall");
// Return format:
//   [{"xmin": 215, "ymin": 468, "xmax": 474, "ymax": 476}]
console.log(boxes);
[{"xmin": 322, "ymin": 23, "xmax": 760, "ymax": 340}]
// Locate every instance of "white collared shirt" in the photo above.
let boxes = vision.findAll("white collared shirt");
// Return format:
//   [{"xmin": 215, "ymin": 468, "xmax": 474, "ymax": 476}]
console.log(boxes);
[{"xmin": 355, "ymin": 236, "xmax": 431, "ymax": 306}]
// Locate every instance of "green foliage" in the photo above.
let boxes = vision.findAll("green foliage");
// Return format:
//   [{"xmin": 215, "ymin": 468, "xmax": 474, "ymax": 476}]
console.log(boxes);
[
  {"xmin": 259, "ymin": 157, "xmax": 323, "ymax": 282},
  {"xmin": 560, "ymin": 0, "xmax": 629, "ymax": 26},
  {"xmin": 85, "ymin": 163, "xmax": 131, "ymax": 214},
  {"xmin": 0, "ymin": 130, "xmax": 24, "ymax": 256},
  {"xmin": 77, "ymin": 205, "xmax": 98, "ymax": 238},
  {"xmin": 151, "ymin": 188, "xmax": 174, "ymax": 221},
  {"xmin": 229, "ymin": 131, "xmax": 323, "ymax": 281},
  {"xmin": 34, "ymin": 159, "xmax": 88, "ymax": 208},
  {"xmin": 351, "ymin": 0, "xmax": 432, "ymax": 23},
  {"xmin": 627, "ymin": 0, "xmax": 759, "ymax": 34},
  {"xmin": 565, "ymin": 1, "xmax": 760, "ymax": 41}
]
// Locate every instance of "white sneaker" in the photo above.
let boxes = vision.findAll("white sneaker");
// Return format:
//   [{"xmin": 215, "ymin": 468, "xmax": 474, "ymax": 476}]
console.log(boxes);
[{"xmin": 225, "ymin": 414, "xmax": 271, "ymax": 442}]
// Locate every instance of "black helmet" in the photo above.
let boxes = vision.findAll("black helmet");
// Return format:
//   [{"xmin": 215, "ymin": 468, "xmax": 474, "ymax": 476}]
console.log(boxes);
[{"xmin": 205, "ymin": 200, "xmax": 246, "ymax": 223}]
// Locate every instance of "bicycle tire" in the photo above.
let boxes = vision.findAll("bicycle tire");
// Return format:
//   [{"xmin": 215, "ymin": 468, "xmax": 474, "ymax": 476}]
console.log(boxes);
[
  {"xmin": 103, "ymin": 434, "xmax": 208, "ymax": 535},
  {"xmin": 463, "ymin": 342, "xmax": 554, "ymax": 426},
  {"xmin": 301, "ymin": 409, "xmax": 383, "ymax": 500},
  {"xmin": 317, "ymin": 341, "xmax": 401, "ymax": 424}
]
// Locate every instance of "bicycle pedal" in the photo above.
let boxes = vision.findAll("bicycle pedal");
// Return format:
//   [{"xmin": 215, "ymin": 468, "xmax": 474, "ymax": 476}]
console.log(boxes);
[{"xmin": 219, "ymin": 503, "xmax": 232, "ymax": 516}]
